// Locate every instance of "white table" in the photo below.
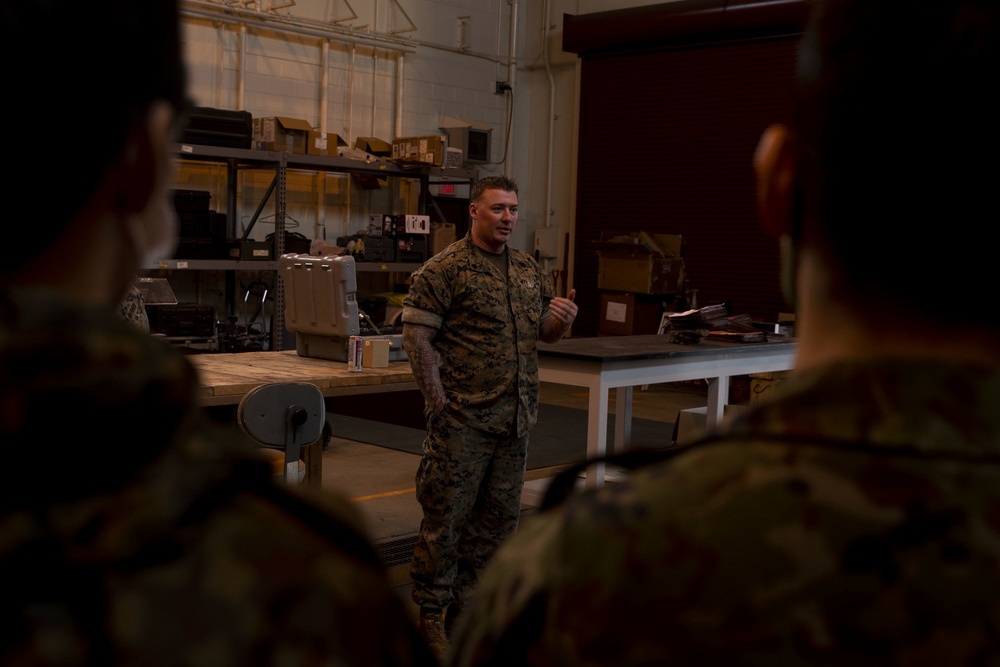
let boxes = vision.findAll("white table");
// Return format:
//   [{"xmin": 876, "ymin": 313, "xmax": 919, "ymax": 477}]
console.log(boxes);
[{"xmin": 537, "ymin": 335, "xmax": 797, "ymax": 488}]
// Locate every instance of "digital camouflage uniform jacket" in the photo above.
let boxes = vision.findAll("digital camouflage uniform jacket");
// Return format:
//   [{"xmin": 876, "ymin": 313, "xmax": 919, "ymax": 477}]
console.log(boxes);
[
  {"xmin": 402, "ymin": 235, "xmax": 552, "ymax": 437},
  {"xmin": 449, "ymin": 358, "xmax": 1000, "ymax": 666},
  {"xmin": 0, "ymin": 287, "xmax": 434, "ymax": 667}
]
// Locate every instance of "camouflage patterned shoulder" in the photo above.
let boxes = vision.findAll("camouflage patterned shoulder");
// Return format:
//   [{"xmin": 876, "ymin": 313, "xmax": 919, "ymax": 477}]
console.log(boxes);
[
  {"xmin": 411, "ymin": 237, "xmax": 479, "ymax": 279},
  {"xmin": 507, "ymin": 245, "xmax": 540, "ymax": 269},
  {"xmin": 452, "ymin": 360, "xmax": 1000, "ymax": 666}
]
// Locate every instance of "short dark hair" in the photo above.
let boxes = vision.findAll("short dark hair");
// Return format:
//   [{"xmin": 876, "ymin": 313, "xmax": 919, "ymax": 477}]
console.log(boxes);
[
  {"xmin": 2, "ymin": 0, "xmax": 187, "ymax": 265},
  {"xmin": 471, "ymin": 176, "xmax": 519, "ymax": 203},
  {"xmin": 795, "ymin": 0, "xmax": 1000, "ymax": 318}
]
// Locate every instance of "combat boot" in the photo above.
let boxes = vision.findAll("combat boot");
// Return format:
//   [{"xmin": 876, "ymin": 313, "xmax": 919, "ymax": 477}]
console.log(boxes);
[{"xmin": 419, "ymin": 608, "xmax": 450, "ymax": 663}]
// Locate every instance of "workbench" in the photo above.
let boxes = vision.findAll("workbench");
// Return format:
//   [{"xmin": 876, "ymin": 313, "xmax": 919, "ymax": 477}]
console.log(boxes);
[
  {"xmin": 537, "ymin": 335, "xmax": 797, "ymax": 488},
  {"xmin": 190, "ymin": 339, "xmax": 796, "ymax": 490},
  {"xmin": 190, "ymin": 350, "xmax": 416, "ymax": 485},
  {"xmin": 190, "ymin": 349, "xmax": 416, "ymax": 406}
]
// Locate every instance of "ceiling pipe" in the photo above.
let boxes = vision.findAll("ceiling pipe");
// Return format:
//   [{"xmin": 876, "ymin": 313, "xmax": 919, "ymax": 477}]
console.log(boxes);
[
  {"xmin": 371, "ymin": 51, "xmax": 378, "ymax": 136},
  {"xmin": 543, "ymin": 0, "xmax": 554, "ymax": 230},
  {"xmin": 346, "ymin": 44, "xmax": 355, "ymax": 140},
  {"xmin": 495, "ymin": 5, "xmax": 504, "ymax": 81},
  {"xmin": 238, "ymin": 22, "xmax": 247, "ymax": 109},
  {"xmin": 320, "ymin": 39, "xmax": 329, "ymax": 133},
  {"xmin": 317, "ymin": 39, "xmax": 330, "ymax": 242},
  {"xmin": 395, "ymin": 54, "xmax": 405, "ymax": 139},
  {"xmin": 507, "ymin": 0, "xmax": 519, "ymax": 88},
  {"xmin": 504, "ymin": 0, "xmax": 518, "ymax": 180},
  {"xmin": 345, "ymin": 43, "xmax": 358, "ymax": 239}
]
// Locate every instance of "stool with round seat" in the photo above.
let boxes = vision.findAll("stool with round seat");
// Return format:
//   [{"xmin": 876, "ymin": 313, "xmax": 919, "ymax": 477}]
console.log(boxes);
[{"xmin": 237, "ymin": 382, "xmax": 325, "ymax": 484}]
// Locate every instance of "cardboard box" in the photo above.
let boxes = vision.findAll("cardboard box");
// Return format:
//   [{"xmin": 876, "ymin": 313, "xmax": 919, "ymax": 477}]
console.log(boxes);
[
  {"xmin": 430, "ymin": 222, "xmax": 456, "ymax": 255},
  {"xmin": 404, "ymin": 214, "xmax": 430, "ymax": 234},
  {"xmin": 252, "ymin": 116, "xmax": 312, "ymax": 154},
  {"xmin": 307, "ymin": 130, "xmax": 347, "ymax": 156},
  {"xmin": 391, "ymin": 135, "xmax": 448, "ymax": 166},
  {"xmin": 598, "ymin": 291, "xmax": 665, "ymax": 336},
  {"xmin": 355, "ymin": 136, "xmax": 392, "ymax": 157},
  {"xmin": 363, "ymin": 338, "xmax": 391, "ymax": 368},
  {"xmin": 749, "ymin": 371, "xmax": 791, "ymax": 404},
  {"xmin": 596, "ymin": 232, "xmax": 685, "ymax": 295}
]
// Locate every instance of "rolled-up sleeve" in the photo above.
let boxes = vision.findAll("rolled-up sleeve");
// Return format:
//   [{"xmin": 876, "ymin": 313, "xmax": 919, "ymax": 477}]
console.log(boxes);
[{"xmin": 401, "ymin": 305, "xmax": 442, "ymax": 329}]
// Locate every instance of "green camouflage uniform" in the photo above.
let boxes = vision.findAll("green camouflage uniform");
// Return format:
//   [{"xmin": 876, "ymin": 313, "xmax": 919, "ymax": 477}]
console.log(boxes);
[
  {"xmin": 402, "ymin": 235, "xmax": 553, "ymax": 613},
  {"xmin": 0, "ymin": 286, "xmax": 434, "ymax": 667},
  {"xmin": 450, "ymin": 358, "xmax": 1000, "ymax": 666}
]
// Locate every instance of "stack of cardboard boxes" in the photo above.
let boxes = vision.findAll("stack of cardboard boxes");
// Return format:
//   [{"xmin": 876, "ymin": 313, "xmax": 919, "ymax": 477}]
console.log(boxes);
[
  {"xmin": 596, "ymin": 231, "xmax": 685, "ymax": 336},
  {"xmin": 390, "ymin": 135, "xmax": 448, "ymax": 166},
  {"xmin": 252, "ymin": 116, "xmax": 347, "ymax": 156}
]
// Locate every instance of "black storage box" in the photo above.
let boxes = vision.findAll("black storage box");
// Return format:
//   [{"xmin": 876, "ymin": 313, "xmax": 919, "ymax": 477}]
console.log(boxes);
[
  {"xmin": 359, "ymin": 234, "xmax": 396, "ymax": 262},
  {"xmin": 173, "ymin": 191, "xmax": 227, "ymax": 241},
  {"xmin": 210, "ymin": 212, "xmax": 228, "ymax": 241},
  {"xmin": 180, "ymin": 107, "xmax": 253, "ymax": 149},
  {"xmin": 147, "ymin": 303, "xmax": 216, "ymax": 337},
  {"xmin": 178, "ymin": 210, "xmax": 213, "ymax": 239},
  {"xmin": 397, "ymin": 235, "xmax": 428, "ymax": 263},
  {"xmin": 267, "ymin": 231, "xmax": 311, "ymax": 257},
  {"xmin": 172, "ymin": 189, "xmax": 211, "ymax": 213},
  {"xmin": 175, "ymin": 238, "xmax": 227, "ymax": 259},
  {"xmin": 228, "ymin": 239, "xmax": 272, "ymax": 261}
]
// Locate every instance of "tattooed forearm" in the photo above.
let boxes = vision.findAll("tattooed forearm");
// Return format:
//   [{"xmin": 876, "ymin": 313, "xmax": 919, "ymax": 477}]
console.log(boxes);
[{"xmin": 402, "ymin": 323, "xmax": 446, "ymax": 415}]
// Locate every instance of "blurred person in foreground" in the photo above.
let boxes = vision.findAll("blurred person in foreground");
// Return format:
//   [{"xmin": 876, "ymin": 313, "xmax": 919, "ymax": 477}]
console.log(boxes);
[
  {"xmin": 448, "ymin": 0, "xmax": 1000, "ymax": 664},
  {"xmin": 0, "ymin": 2, "xmax": 432, "ymax": 665}
]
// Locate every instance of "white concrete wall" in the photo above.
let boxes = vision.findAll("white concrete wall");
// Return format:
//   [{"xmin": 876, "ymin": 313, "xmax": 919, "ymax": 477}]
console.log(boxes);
[{"xmin": 177, "ymin": 0, "xmax": 666, "ymax": 278}]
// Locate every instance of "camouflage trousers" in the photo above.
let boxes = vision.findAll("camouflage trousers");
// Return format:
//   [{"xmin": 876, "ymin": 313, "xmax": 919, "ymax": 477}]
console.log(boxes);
[{"xmin": 410, "ymin": 410, "xmax": 528, "ymax": 612}]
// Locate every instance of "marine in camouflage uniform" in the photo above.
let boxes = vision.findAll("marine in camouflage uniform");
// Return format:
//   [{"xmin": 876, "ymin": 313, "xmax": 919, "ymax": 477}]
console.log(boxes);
[
  {"xmin": 403, "ymin": 232, "xmax": 552, "ymax": 614},
  {"xmin": 449, "ymin": 359, "xmax": 1000, "ymax": 665},
  {"xmin": 0, "ymin": 286, "xmax": 435, "ymax": 667},
  {"xmin": 402, "ymin": 176, "xmax": 578, "ymax": 661}
]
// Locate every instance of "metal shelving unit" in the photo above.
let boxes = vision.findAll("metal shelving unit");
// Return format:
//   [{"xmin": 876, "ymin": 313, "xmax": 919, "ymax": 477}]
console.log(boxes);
[{"xmin": 148, "ymin": 143, "xmax": 476, "ymax": 351}]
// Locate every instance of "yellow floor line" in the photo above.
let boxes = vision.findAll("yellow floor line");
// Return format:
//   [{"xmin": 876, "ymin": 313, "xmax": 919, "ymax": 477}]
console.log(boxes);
[{"xmin": 352, "ymin": 487, "xmax": 416, "ymax": 502}]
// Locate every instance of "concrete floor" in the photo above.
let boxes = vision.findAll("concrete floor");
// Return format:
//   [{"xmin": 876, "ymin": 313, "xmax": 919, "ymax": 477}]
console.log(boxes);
[{"xmin": 317, "ymin": 380, "xmax": 711, "ymax": 615}]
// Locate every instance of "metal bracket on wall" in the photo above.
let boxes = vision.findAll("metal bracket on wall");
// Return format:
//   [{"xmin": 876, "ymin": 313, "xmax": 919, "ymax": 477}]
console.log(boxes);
[
  {"xmin": 388, "ymin": 0, "xmax": 417, "ymax": 35},
  {"xmin": 330, "ymin": 0, "xmax": 358, "ymax": 24}
]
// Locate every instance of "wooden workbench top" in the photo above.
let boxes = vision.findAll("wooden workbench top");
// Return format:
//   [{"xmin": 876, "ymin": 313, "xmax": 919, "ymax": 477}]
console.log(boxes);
[{"xmin": 189, "ymin": 349, "xmax": 416, "ymax": 406}]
